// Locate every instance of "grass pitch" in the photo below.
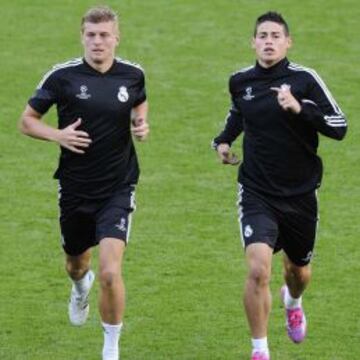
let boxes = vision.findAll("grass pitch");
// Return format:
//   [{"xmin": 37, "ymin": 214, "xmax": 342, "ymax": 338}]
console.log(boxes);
[{"xmin": 0, "ymin": 1, "xmax": 359, "ymax": 359}]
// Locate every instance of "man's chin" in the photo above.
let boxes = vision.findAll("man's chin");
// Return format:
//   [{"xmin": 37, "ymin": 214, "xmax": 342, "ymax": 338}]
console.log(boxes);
[{"xmin": 88, "ymin": 56, "xmax": 105, "ymax": 65}]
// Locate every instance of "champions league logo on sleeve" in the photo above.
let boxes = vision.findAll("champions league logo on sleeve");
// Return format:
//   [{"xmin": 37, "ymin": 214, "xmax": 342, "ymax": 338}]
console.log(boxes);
[{"xmin": 117, "ymin": 86, "xmax": 129, "ymax": 103}]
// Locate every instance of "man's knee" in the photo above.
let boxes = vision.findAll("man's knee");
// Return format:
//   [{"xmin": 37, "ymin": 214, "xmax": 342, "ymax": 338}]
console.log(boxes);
[
  {"xmin": 66, "ymin": 262, "xmax": 89, "ymax": 280},
  {"xmin": 99, "ymin": 268, "xmax": 121, "ymax": 289},
  {"xmin": 246, "ymin": 243, "xmax": 272, "ymax": 286},
  {"xmin": 285, "ymin": 263, "xmax": 311, "ymax": 283},
  {"xmin": 248, "ymin": 262, "xmax": 271, "ymax": 286},
  {"xmin": 65, "ymin": 249, "xmax": 92, "ymax": 280}
]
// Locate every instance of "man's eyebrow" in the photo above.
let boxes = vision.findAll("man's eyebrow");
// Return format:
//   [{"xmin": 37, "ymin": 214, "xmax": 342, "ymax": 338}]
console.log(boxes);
[{"xmin": 258, "ymin": 31, "xmax": 281, "ymax": 34}]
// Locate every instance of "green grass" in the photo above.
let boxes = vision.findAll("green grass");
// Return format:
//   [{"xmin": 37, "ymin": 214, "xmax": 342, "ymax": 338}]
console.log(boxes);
[{"xmin": 1, "ymin": 0, "xmax": 359, "ymax": 359}]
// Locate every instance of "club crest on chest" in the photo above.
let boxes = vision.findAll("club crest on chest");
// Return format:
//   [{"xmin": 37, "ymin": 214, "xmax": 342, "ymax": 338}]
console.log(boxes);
[{"xmin": 118, "ymin": 86, "xmax": 129, "ymax": 103}]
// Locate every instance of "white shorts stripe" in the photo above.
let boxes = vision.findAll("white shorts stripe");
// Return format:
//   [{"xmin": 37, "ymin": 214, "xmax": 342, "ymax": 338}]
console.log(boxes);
[
  {"xmin": 237, "ymin": 183, "xmax": 245, "ymax": 248},
  {"xmin": 126, "ymin": 186, "xmax": 136, "ymax": 243}
]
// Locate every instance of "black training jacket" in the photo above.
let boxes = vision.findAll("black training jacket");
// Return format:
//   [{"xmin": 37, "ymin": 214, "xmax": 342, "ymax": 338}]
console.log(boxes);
[{"xmin": 213, "ymin": 58, "xmax": 347, "ymax": 197}]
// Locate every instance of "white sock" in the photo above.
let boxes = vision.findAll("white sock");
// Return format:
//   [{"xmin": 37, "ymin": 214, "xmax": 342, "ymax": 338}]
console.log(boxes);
[
  {"xmin": 72, "ymin": 270, "xmax": 92, "ymax": 294},
  {"xmin": 102, "ymin": 322, "xmax": 122, "ymax": 358},
  {"xmin": 284, "ymin": 286, "xmax": 302, "ymax": 309},
  {"xmin": 251, "ymin": 337, "xmax": 269, "ymax": 355}
]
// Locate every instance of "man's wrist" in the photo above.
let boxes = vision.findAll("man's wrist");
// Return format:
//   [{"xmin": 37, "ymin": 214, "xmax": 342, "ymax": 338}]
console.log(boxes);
[
  {"xmin": 294, "ymin": 103, "xmax": 302, "ymax": 114},
  {"xmin": 49, "ymin": 128, "xmax": 61, "ymax": 143}
]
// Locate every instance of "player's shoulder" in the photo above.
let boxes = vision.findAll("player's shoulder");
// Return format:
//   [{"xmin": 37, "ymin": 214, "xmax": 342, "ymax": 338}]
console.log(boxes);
[
  {"xmin": 52, "ymin": 57, "xmax": 83, "ymax": 69},
  {"xmin": 228, "ymin": 65, "xmax": 255, "ymax": 91},
  {"xmin": 115, "ymin": 57, "xmax": 145, "ymax": 76},
  {"xmin": 231, "ymin": 64, "xmax": 255, "ymax": 77},
  {"xmin": 287, "ymin": 61, "xmax": 321, "ymax": 81},
  {"xmin": 37, "ymin": 58, "xmax": 83, "ymax": 88},
  {"xmin": 230, "ymin": 64, "xmax": 255, "ymax": 81},
  {"xmin": 47, "ymin": 57, "xmax": 83, "ymax": 76}
]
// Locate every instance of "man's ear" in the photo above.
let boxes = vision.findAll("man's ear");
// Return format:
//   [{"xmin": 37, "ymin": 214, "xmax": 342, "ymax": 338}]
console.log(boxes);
[
  {"xmin": 251, "ymin": 37, "xmax": 256, "ymax": 49},
  {"xmin": 80, "ymin": 31, "xmax": 84, "ymax": 46},
  {"xmin": 287, "ymin": 36, "xmax": 292, "ymax": 50},
  {"xmin": 116, "ymin": 31, "xmax": 120, "ymax": 46}
]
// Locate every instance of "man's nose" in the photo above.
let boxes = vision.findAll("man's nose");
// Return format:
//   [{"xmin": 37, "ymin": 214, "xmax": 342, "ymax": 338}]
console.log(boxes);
[{"xmin": 93, "ymin": 35, "xmax": 102, "ymax": 43}]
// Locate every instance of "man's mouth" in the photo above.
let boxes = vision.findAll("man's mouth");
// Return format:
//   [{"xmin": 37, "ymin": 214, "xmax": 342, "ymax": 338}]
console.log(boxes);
[{"xmin": 264, "ymin": 47, "xmax": 274, "ymax": 53}]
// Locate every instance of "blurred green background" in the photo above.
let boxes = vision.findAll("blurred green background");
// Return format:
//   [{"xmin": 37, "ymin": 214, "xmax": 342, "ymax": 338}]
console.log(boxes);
[{"xmin": 0, "ymin": 1, "xmax": 359, "ymax": 359}]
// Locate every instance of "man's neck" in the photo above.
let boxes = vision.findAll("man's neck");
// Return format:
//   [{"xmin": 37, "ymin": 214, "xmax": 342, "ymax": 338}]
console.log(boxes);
[
  {"xmin": 257, "ymin": 57, "xmax": 285, "ymax": 69},
  {"xmin": 85, "ymin": 57, "xmax": 114, "ymax": 73}
]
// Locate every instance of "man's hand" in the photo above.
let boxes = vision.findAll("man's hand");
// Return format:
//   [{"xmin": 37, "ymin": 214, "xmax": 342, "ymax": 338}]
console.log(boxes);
[
  {"xmin": 271, "ymin": 84, "xmax": 301, "ymax": 114},
  {"xmin": 216, "ymin": 143, "xmax": 240, "ymax": 165},
  {"xmin": 56, "ymin": 118, "xmax": 92, "ymax": 154},
  {"xmin": 131, "ymin": 117, "xmax": 149, "ymax": 141}
]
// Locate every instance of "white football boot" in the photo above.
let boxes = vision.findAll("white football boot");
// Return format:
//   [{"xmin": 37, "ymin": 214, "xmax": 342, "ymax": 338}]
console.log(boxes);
[{"xmin": 68, "ymin": 270, "xmax": 95, "ymax": 326}]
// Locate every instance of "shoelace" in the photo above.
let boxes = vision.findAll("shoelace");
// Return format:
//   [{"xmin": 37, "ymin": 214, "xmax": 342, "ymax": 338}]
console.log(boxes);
[{"xmin": 71, "ymin": 289, "xmax": 89, "ymax": 306}]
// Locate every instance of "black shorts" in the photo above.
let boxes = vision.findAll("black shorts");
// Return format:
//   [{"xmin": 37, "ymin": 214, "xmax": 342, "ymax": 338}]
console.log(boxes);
[
  {"xmin": 237, "ymin": 184, "xmax": 318, "ymax": 266},
  {"xmin": 59, "ymin": 185, "xmax": 136, "ymax": 256}
]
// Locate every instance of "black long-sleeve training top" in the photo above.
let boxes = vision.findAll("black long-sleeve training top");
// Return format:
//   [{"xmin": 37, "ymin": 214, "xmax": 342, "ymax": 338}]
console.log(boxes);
[{"xmin": 213, "ymin": 58, "xmax": 347, "ymax": 197}]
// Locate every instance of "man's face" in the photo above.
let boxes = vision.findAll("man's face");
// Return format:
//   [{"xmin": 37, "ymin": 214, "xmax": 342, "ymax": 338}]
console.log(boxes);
[
  {"xmin": 82, "ymin": 21, "xmax": 119, "ymax": 65},
  {"xmin": 252, "ymin": 21, "xmax": 291, "ymax": 68}
]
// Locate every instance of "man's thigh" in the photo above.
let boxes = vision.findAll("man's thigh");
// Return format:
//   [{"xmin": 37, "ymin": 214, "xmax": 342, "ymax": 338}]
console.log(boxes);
[
  {"xmin": 59, "ymin": 195, "xmax": 97, "ymax": 256},
  {"xmin": 238, "ymin": 186, "xmax": 279, "ymax": 250},
  {"xmin": 96, "ymin": 185, "xmax": 136, "ymax": 244},
  {"xmin": 280, "ymin": 192, "xmax": 318, "ymax": 266}
]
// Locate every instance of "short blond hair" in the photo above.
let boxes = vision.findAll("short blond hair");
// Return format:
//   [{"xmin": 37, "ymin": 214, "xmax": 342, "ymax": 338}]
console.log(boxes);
[{"xmin": 81, "ymin": 6, "xmax": 119, "ymax": 32}]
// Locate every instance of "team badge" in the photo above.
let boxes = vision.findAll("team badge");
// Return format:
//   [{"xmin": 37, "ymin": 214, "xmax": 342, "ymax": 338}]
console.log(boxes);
[
  {"xmin": 115, "ymin": 217, "xmax": 127, "ymax": 232},
  {"xmin": 244, "ymin": 224, "xmax": 253, "ymax": 238},
  {"xmin": 243, "ymin": 87, "xmax": 255, "ymax": 101},
  {"xmin": 302, "ymin": 251, "xmax": 313, "ymax": 262},
  {"xmin": 76, "ymin": 85, "xmax": 91, "ymax": 99},
  {"xmin": 117, "ymin": 86, "xmax": 129, "ymax": 103}
]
